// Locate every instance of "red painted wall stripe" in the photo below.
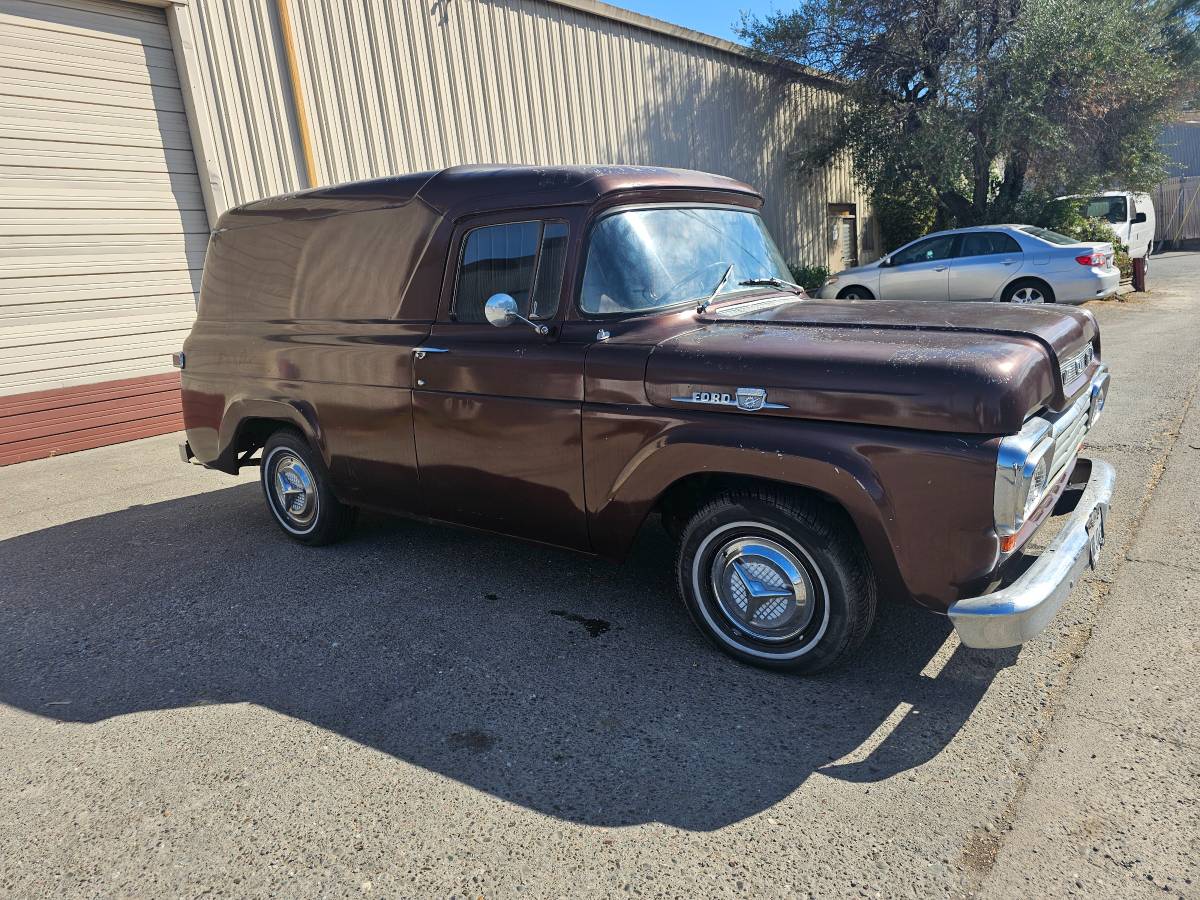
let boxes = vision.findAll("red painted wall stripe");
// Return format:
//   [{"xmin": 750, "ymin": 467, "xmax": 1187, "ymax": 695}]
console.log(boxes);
[{"xmin": 0, "ymin": 373, "xmax": 183, "ymax": 466}]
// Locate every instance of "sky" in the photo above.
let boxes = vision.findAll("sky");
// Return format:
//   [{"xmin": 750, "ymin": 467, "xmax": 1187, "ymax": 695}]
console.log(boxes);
[{"xmin": 615, "ymin": 0, "xmax": 786, "ymax": 44}]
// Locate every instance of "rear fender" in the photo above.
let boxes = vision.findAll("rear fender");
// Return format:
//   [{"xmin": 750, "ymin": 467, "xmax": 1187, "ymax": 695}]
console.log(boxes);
[{"xmin": 213, "ymin": 398, "xmax": 326, "ymax": 472}]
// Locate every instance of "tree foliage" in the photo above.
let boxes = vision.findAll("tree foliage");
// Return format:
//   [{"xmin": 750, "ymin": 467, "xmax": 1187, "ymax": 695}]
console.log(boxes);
[{"xmin": 740, "ymin": 0, "xmax": 1200, "ymax": 247}]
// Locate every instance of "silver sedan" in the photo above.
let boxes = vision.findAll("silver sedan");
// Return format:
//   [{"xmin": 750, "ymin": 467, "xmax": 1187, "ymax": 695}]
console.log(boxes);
[{"xmin": 818, "ymin": 225, "xmax": 1120, "ymax": 304}]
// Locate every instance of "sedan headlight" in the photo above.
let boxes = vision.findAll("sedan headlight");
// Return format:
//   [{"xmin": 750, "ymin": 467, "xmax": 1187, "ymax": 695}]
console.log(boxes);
[
  {"xmin": 824, "ymin": 275, "xmax": 839, "ymax": 286},
  {"xmin": 994, "ymin": 417, "xmax": 1054, "ymax": 542}
]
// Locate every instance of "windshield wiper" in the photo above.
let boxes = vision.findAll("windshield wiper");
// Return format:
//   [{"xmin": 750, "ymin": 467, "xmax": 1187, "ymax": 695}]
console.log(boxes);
[
  {"xmin": 738, "ymin": 277, "xmax": 808, "ymax": 296},
  {"xmin": 697, "ymin": 263, "xmax": 735, "ymax": 313}
]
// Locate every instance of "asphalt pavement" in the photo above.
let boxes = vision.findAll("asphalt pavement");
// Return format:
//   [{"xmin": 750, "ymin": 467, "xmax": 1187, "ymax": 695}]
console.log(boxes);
[{"xmin": 1, "ymin": 259, "xmax": 1197, "ymax": 898}]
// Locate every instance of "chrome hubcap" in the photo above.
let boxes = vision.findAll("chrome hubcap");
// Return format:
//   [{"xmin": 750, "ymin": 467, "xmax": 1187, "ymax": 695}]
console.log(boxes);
[
  {"xmin": 1012, "ymin": 287, "xmax": 1044, "ymax": 304},
  {"xmin": 709, "ymin": 537, "xmax": 816, "ymax": 642},
  {"xmin": 272, "ymin": 453, "xmax": 317, "ymax": 526}
]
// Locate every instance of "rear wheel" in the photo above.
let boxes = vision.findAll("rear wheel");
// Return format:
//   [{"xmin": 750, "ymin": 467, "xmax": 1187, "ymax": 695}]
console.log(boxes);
[
  {"xmin": 836, "ymin": 286, "xmax": 874, "ymax": 300},
  {"xmin": 1002, "ymin": 279, "xmax": 1054, "ymax": 305},
  {"xmin": 260, "ymin": 429, "xmax": 356, "ymax": 545},
  {"xmin": 675, "ymin": 489, "xmax": 876, "ymax": 673}
]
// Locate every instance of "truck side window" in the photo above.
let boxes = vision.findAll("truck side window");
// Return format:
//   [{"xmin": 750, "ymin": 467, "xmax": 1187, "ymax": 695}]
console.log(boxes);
[
  {"xmin": 453, "ymin": 221, "xmax": 569, "ymax": 322},
  {"xmin": 455, "ymin": 222, "xmax": 540, "ymax": 323}
]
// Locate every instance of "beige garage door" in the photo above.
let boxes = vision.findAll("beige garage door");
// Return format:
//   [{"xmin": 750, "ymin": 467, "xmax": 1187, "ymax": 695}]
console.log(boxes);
[{"xmin": 0, "ymin": 0, "xmax": 207, "ymax": 464}]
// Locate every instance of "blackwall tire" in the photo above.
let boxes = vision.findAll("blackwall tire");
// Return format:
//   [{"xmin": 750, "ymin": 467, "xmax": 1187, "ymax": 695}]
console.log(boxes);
[
  {"xmin": 836, "ymin": 286, "xmax": 875, "ymax": 300},
  {"xmin": 675, "ymin": 489, "xmax": 876, "ymax": 673},
  {"xmin": 260, "ymin": 430, "xmax": 356, "ymax": 546},
  {"xmin": 1002, "ymin": 279, "xmax": 1055, "ymax": 305}
]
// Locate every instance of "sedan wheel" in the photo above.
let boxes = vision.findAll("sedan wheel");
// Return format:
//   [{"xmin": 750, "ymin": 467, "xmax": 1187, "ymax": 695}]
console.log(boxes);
[{"xmin": 1010, "ymin": 285, "xmax": 1046, "ymax": 304}]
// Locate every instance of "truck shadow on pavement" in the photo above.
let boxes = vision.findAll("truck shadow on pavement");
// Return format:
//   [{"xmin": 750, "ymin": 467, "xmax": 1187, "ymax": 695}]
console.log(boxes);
[{"xmin": 1, "ymin": 483, "xmax": 1016, "ymax": 831}]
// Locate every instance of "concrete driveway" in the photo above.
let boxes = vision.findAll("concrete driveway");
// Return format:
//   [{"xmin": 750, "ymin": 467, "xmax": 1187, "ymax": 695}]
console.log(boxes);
[{"xmin": 2, "ymin": 258, "xmax": 1197, "ymax": 898}]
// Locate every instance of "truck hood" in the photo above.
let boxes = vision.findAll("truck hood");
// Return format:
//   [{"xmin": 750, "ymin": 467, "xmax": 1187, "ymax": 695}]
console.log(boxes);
[{"xmin": 643, "ymin": 297, "xmax": 1100, "ymax": 434}]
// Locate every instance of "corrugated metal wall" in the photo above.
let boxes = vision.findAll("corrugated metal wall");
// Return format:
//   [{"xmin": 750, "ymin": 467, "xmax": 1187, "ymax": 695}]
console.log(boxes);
[
  {"xmin": 0, "ymin": 0, "xmax": 204, "ymax": 464},
  {"xmin": 180, "ymin": 0, "xmax": 871, "ymax": 269},
  {"xmin": 1159, "ymin": 121, "xmax": 1200, "ymax": 178}
]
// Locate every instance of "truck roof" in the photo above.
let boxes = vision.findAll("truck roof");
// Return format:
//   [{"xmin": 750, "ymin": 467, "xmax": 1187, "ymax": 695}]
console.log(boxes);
[{"xmin": 217, "ymin": 164, "xmax": 761, "ymax": 231}]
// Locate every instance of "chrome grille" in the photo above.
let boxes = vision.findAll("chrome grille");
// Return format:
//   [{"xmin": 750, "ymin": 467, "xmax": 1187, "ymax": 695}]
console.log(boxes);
[
  {"xmin": 1060, "ymin": 345, "xmax": 1095, "ymax": 386},
  {"xmin": 1047, "ymin": 392, "xmax": 1092, "ymax": 482}
]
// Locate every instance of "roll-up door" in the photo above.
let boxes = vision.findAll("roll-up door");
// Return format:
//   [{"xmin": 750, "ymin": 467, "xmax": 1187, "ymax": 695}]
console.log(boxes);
[{"xmin": 0, "ymin": 0, "xmax": 207, "ymax": 465}]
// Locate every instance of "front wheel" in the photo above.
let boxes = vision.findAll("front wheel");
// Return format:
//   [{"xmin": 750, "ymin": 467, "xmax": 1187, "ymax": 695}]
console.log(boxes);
[
  {"xmin": 676, "ymin": 489, "xmax": 876, "ymax": 673},
  {"xmin": 836, "ymin": 286, "xmax": 875, "ymax": 300},
  {"xmin": 260, "ymin": 429, "xmax": 357, "ymax": 545}
]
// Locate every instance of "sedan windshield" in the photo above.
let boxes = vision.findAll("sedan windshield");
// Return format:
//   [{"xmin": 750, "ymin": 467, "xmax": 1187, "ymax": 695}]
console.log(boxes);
[
  {"xmin": 581, "ymin": 207, "xmax": 792, "ymax": 315},
  {"xmin": 1019, "ymin": 225, "xmax": 1083, "ymax": 246}
]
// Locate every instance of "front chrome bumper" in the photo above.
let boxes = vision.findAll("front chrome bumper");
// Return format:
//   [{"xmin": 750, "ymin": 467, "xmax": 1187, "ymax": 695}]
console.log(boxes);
[{"xmin": 948, "ymin": 458, "xmax": 1115, "ymax": 649}]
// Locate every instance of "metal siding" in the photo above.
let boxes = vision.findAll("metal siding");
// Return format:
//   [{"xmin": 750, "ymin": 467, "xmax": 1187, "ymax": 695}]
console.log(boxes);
[
  {"xmin": 1160, "ymin": 122, "xmax": 1200, "ymax": 178},
  {"xmin": 187, "ymin": 0, "xmax": 870, "ymax": 268},
  {"xmin": 0, "ymin": 0, "xmax": 206, "ymax": 399}
]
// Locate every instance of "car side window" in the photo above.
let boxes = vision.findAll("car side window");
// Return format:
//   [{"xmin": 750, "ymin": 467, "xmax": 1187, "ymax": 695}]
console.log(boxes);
[
  {"xmin": 960, "ymin": 232, "xmax": 1022, "ymax": 257},
  {"xmin": 453, "ymin": 221, "xmax": 568, "ymax": 323},
  {"xmin": 891, "ymin": 235, "xmax": 956, "ymax": 266}
]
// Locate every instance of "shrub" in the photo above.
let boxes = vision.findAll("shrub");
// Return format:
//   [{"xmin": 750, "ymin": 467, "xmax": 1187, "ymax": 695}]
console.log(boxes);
[{"xmin": 789, "ymin": 263, "xmax": 831, "ymax": 292}]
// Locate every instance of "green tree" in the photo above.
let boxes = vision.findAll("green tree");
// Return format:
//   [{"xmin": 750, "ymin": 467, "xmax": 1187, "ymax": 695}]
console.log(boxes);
[{"xmin": 740, "ymin": 0, "xmax": 1199, "ymax": 247}]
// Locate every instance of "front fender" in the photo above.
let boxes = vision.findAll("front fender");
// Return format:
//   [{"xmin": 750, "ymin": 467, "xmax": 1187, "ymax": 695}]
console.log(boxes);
[{"xmin": 583, "ymin": 409, "xmax": 1001, "ymax": 610}]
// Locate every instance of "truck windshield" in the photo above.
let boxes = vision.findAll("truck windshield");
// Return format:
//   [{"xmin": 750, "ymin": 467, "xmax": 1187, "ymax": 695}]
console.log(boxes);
[{"xmin": 581, "ymin": 207, "xmax": 792, "ymax": 315}]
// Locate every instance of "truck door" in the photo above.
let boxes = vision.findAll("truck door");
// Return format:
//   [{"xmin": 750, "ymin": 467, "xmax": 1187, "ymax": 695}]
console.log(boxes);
[
  {"xmin": 411, "ymin": 211, "xmax": 590, "ymax": 551},
  {"xmin": 878, "ymin": 234, "xmax": 957, "ymax": 301},
  {"xmin": 948, "ymin": 231, "xmax": 1023, "ymax": 301}
]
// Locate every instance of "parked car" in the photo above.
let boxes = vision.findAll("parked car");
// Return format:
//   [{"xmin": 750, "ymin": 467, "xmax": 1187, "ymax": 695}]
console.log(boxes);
[
  {"xmin": 1067, "ymin": 191, "xmax": 1156, "ymax": 261},
  {"xmin": 818, "ymin": 224, "xmax": 1119, "ymax": 304},
  {"xmin": 176, "ymin": 166, "xmax": 1113, "ymax": 673}
]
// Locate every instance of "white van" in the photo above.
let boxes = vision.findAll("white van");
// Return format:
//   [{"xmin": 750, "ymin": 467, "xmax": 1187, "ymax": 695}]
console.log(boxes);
[{"xmin": 1074, "ymin": 191, "xmax": 1156, "ymax": 260}]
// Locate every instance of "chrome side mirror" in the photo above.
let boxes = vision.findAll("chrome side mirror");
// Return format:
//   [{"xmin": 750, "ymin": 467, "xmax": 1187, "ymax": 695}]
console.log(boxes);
[{"xmin": 484, "ymin": 293, "xmax": 548, "ymax": 335}]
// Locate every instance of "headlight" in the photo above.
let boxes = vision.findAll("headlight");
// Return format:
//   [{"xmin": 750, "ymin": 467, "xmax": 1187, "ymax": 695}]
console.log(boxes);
[
  {"xmin": 1023, "ymin": 453, "xmax": 1051, "ymax": 518},
  {"xmin": 824, "ymin": 275, "xmax": 839, "ymax": 286},
  {"xmin": 994, "ymin": 418, "xmax": 1054, "ymax": 540}
]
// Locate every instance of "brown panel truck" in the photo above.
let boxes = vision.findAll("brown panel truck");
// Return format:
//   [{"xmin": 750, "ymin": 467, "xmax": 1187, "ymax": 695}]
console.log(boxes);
[{"xmin": 175, "ymin": 165, "xmax": 1113, "ymax": 673}]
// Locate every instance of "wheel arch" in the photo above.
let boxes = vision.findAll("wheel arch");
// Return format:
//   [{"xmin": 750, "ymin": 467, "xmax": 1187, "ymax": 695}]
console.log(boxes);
[
  {"xmin": 656, "ymin": 472, "xmax": 858, "ymax": 540},
  {"xmin": 212, "ymin": 399, "xmax": 327, "ymax": 473},
  {"xmin": 836, "ymin": 284, "xmax": 875, "ymax": 300},
  {"xmin": 587, "ymin": 430, "xmax": 910, "ymax": 603}
]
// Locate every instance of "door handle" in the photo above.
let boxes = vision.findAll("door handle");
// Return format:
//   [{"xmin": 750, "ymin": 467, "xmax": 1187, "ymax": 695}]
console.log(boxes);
[
  {"xmin": 1002, "ymin": 259, "xmax": 1016, "ymax": 266},
  {"xmin": 413, "ymin": 346, "xmax": 448, "ymax": 360},
  {"xmin": 934, "ymin": 265, "xmax": 948, "ymax": 272}
]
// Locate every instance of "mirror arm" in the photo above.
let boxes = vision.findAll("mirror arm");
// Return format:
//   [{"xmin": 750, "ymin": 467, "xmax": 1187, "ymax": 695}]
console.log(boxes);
[{"xmin": 514, "ymin": 313, "xmax": 549, "ymax": 336}]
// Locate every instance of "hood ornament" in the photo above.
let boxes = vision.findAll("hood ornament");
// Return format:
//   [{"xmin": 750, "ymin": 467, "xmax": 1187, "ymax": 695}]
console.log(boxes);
[{"xmin": 671, "ymin": 387, "xmax": 788, "ymax": 411}]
